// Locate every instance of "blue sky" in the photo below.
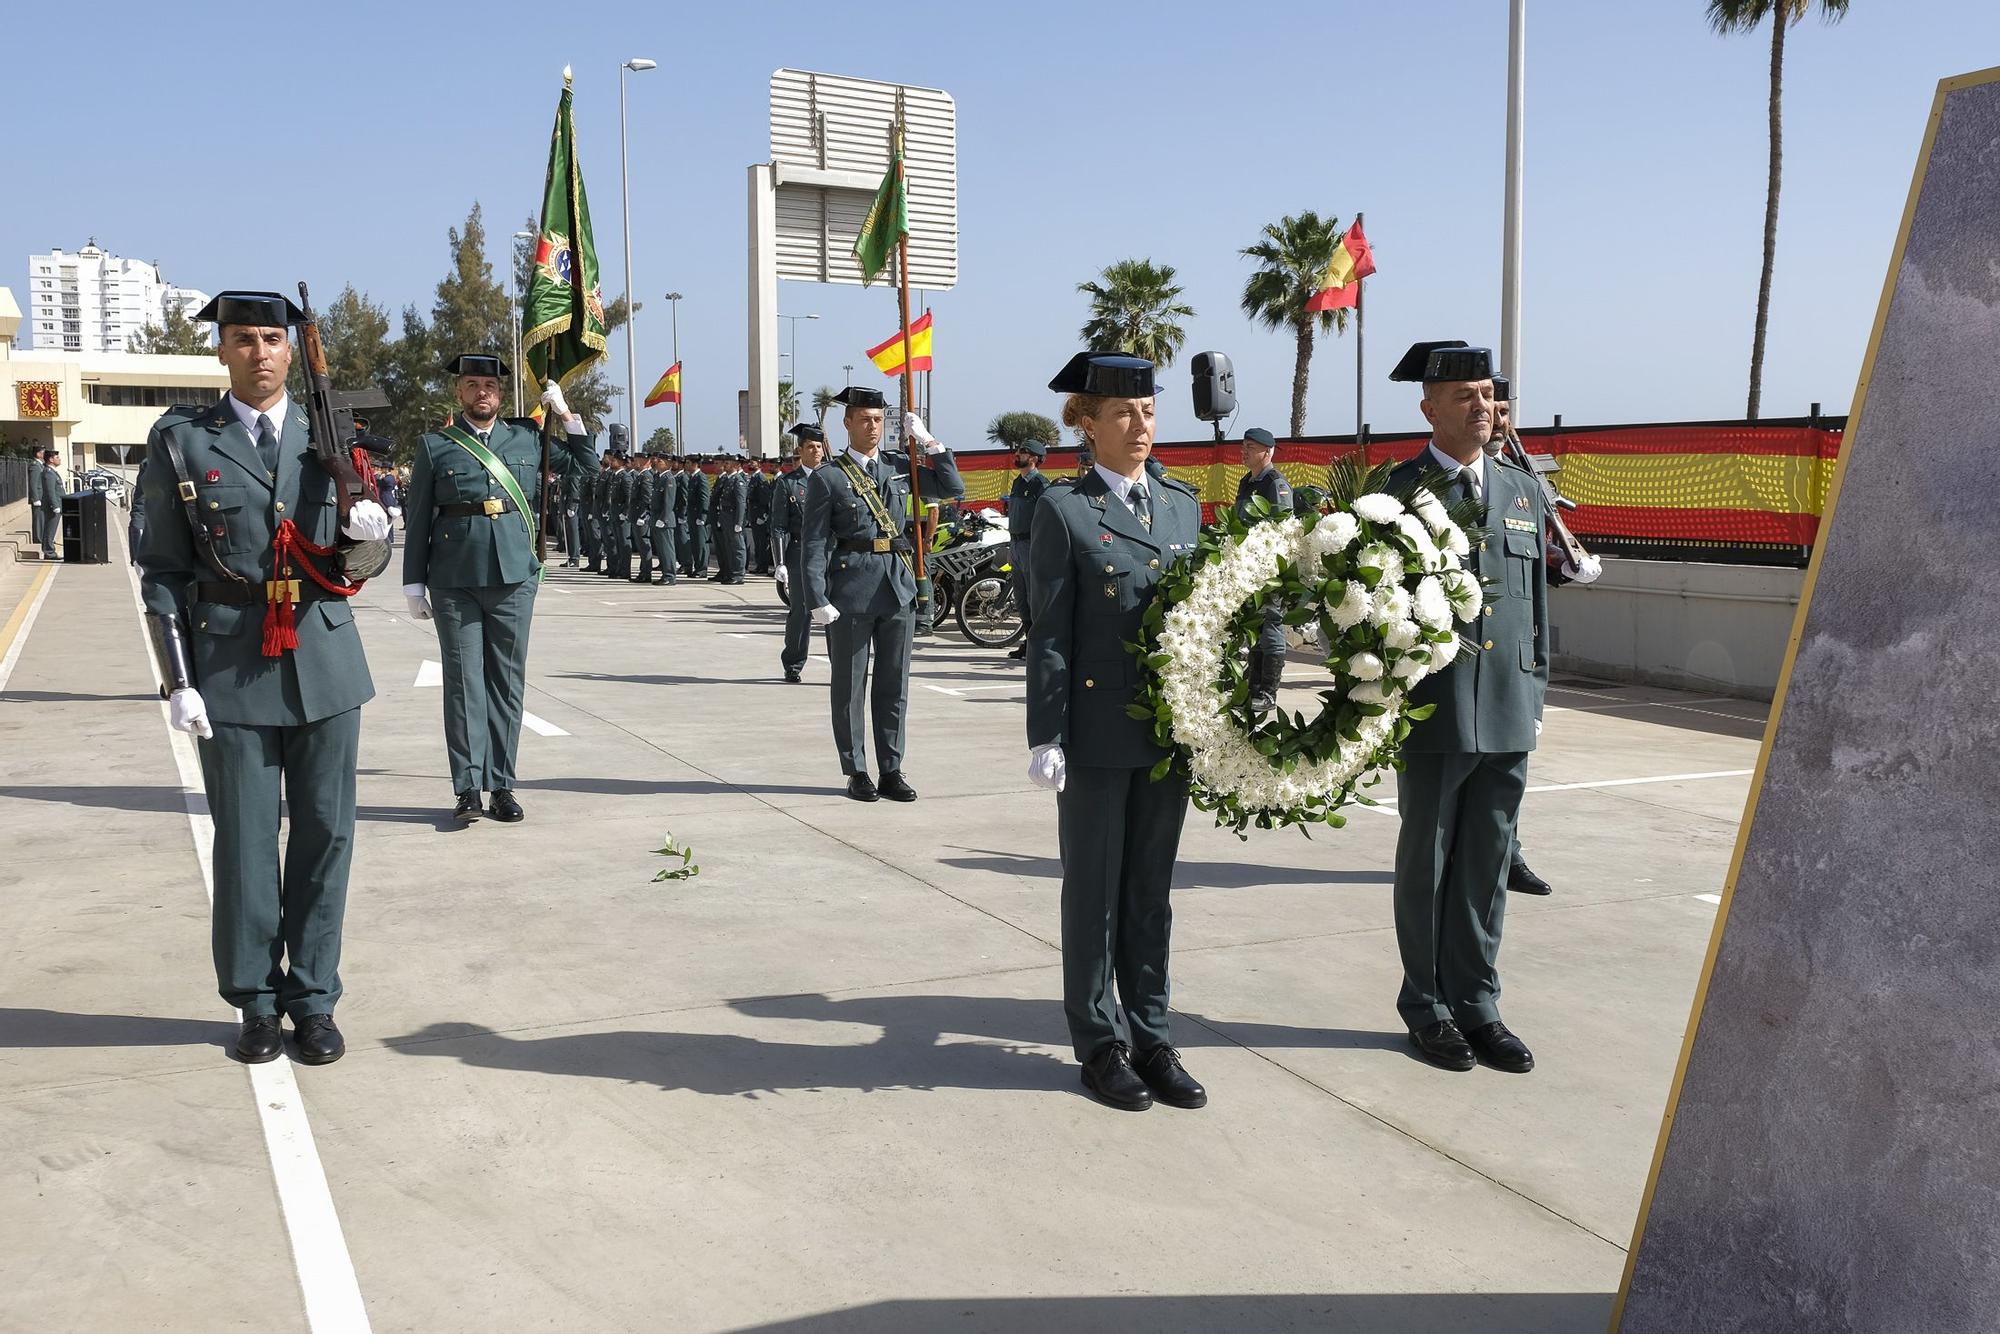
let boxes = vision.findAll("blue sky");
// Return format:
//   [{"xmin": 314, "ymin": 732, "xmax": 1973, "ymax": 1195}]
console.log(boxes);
[{"xmin": 4, "ymin": 1, "xmax": 1990, "ymax": 449}]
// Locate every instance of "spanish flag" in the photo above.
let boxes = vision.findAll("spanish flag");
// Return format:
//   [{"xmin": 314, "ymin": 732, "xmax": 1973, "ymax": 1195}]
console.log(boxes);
[
  {"xmin": 867, "ymin": 311, "xmax": 934, "ymax": 377},
  {"xmin": 644, "ymin": 361, "xmax": 682, "ymax": 407},
  {"xmin": 1305, "ymin": 219, "xmax": 1376, "ymax": 312}
]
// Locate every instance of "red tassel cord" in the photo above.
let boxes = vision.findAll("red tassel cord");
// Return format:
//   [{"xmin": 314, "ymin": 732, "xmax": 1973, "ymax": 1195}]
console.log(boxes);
[{"xmin": 260, "ymin": 519, "xmax": 361, "ymax": 657}]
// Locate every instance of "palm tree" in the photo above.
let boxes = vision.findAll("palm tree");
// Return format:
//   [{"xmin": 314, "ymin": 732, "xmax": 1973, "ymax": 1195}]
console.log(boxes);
[
  {"xmin": 1239, "ymin": 211, "xmax": 1352, "ymax": 437},
  {"xmin": 1707, "ymin": 0, "xmax": 1850, "ymax": 419},
  {"xmin": 1076, "ymin": 259, "xmax": 1195, "ymax": 369},
  {"xmin": 812, "ymin": 384, "xmax": 838, "ymax": 425},
  {"xmin": 777, "ymin": 379, "xmax": 799, "ymax": 427},
  {"xmin": 986, "ymin": 411, "xmax": 1060, "ymax": 451}
]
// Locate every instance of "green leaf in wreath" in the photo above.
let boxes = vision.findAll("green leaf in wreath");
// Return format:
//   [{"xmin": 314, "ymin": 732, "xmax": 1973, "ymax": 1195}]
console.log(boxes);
[
  {"xmin": 1149, "ymin": 755, "xmax": 1173, "ymax": 782},
  {"xmin": 1125, "ymin": 703, "xmax": 1154, "ymax": 720},
  {"xmin": 1405, "ymin": 703, "xmax": 1437, "ymax": 721}
]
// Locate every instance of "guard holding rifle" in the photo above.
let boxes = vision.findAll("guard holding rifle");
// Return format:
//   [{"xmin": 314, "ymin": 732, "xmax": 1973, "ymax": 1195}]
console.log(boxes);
[
  {"xmin": 802, "ymin": 386, "xmax": 963, "ymax": 801},
  {"xmin": 136, "ymin": 289, "xmax": 393, "ymax": 1066},
  {"xmin": 402, "ymin": 354, "xmax": 598, "ymax": 824},
  {"xmin": 1233, "ymin": 427, "xmax": 1294, "ymax": 712},
  {"xmin": 1487, "ymin": 371, "xmax": 1601, "ymax": 897},
  {"xmin": 773, "ymin": 422, "xmax": 828, "ymax": 682}
]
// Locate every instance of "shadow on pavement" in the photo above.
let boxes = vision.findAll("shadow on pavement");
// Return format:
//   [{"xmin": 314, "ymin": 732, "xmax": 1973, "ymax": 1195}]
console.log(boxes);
[
  {"xmin": 387, "ymin": 1013, "xmax": 1072, "ymax": 1099},
  {"xmin": 940, "ymin": 846, "xmax": 1391, "ymax": 891},
  {"xmin": 0, "ymin": 1008, "xmax": 235, "ymax": 1051},
  {"xmin": 551, "ymin": 671, "xmax": 795, "ymax": 689},
  {"xmin": 0, "ymin": 690, "xmax": 160, "ymax": 704},
  {"xmin": 721, "ymin": 1291, "xmax": 1613, "ymax": 1333},
  {"xmin": 0, "ymin": 784, "xmax": 193, "ymax": 814},
  {"xmin": 516, "ymin": 777, "xmax": 847, "ymax": 799}
]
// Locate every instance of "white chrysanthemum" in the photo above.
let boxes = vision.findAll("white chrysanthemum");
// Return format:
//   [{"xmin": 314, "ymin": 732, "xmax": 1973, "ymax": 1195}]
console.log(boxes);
[
  {"xmin": 1442, "ymin": 568, "xmax": 1483, "ymax": 622},
  {"xmin": 1350, "ymin": 679, "xmax": 1400, "ymax": 707},
  {"xmin": 1430, "ymin": 633, "xmax": 1462, "ymax": 667},
  {"xmin": 1383, "ymin": 619, "xmax": 1422, "ymax": 651},
  {"xmin": 1367, "ymin": 584, "xmax": 1411, "ymax": 627},
  {"xmin": 1391, "ymin": 652, "xmax": 1429, "ymax": 681},
  {"xmin": 1441, "ymin": 523, "xmax": 1471, "ymax": 557},
  {"xmin": 1313, "ymin": 511, "xmax": 1359, "ymax": 552},
  {"xmin": 1412, "ymin": 576, "xmax": 1452, "ymax": 630},
  {"xmin": 1355, "ymin": 540, "xmax": 1399, "ymax": 574},
  {"xmin": 1409, "ymin": 487, "xmax": 1450, "ymax": 535},
  {"xmin": 1351, "ymin": 492, "xmax": 1405, "ymax": 523},
  {"xmin": 1394, "ymin": 514, "xmax": 1442, "ymax": 571},
  {"xmin": 1328, "ymin": 580, "xmax": 1370, "ymax": 630},
  {"xmin": 1347, "ymin": 651, "xmax": 1385, "ymax": 681}
]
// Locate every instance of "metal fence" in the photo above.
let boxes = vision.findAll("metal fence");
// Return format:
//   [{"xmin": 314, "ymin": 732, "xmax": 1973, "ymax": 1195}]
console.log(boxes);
[{"xmin": 0, "ymin": 455, "xmax": 26, "ymax": 509}]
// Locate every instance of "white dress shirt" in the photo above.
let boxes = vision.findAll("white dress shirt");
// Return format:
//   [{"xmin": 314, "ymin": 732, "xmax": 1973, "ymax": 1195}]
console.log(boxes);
[
  {"xmin": 1093, "ymin": 463, "xmax": 1150, "ymax": 515},
  {"xmin": 227, "ymin": 390, "xmax": 292, "ymax": 443},
  {"xmin": 1427, "ymin": 442, "xmax": 1485, "ymax": 503}
]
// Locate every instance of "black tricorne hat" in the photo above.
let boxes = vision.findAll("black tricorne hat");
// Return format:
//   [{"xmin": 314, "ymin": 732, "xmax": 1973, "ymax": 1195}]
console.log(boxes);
[
  {"xmin": 833, "ymin": 386, "xmax": 887, "ymax": 410},
  {"xmin": 1048, "ymin": 351, "xmax": 1160, "ymax": 398},
  {"xmin": 445, "ymin": 353, "xmax": 510, "ymax": 379},
  {"xmin": 1491, "ymin": 373, "xmax": 1511, "ymax": 402},
  {"xmin": 195, "ymin": 291, "xmax": 305, "ymax": 329},
  {"xmin": 1388, "ymin": 340, "xmax": 1493, "ymax": 384},
  {"xmin": 1243, "ymin": 427, "xmax": 1277, "ymax": 450},
  {"xmin": 788, "ymin": 422, "xmax": 827, "ymax": 442}
]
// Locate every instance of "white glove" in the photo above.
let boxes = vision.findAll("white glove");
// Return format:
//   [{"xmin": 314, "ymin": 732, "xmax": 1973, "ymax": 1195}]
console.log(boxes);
[
  {"xmin": 342, "ymin": 499, "xmax": 391, "ymax": 542},
  {"xmin": 1561, "ymin": 552, "xmax": 1603, "ymax": 585},
  {"xmin": 656, "ymin": 520, "xmax": 667, "ymax": 529},
  {"xmin": 1535, "ymin": 717, "xmax": 1544, "ymax": 739},
  {"xmin": 403, "ymin": 583, "xmax": 433, "ymax": 620},
  {"xmin": 903, "ymin": 411, "xmax": 944, "ymax": 455},
  {"xmin": 774, "ymin": 564, "xmax": 789, "ymax": 586},
  {"xmin": 540, "ymin": 382, "xmax": 571, "ymax": 418},
  {"xmin": 169, "ymin": 688, "xmax": 213, "ymax": 740},
  {"xmin": 734, "ymin": 525, "xmax": 744, "ymax": 533},
  {"xmin": 811, "ymin": 603, "xmax": 840, "ymax": 626},
  {"xmin": 1028, "ymin": 743, "xmax": 1066, "ymax": 793}
]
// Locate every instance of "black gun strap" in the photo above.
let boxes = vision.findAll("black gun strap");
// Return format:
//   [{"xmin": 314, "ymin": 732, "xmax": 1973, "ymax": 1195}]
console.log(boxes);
[{"xmin": 158, "ymin": 431, "xmax": 247, "ymax": 586}]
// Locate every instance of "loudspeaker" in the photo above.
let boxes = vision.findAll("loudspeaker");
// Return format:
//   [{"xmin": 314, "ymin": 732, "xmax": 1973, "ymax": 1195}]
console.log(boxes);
[
  {"xmin": 1192, "ymin": 351, "xmax": 1236, "ymax": 422},
  {"xmin": 608, "ymin": 423, "xmax": 629, "ymax": 452}
]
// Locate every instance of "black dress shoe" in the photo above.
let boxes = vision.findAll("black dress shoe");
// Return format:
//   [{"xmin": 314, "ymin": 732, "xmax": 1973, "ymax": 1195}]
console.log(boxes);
[
  {"xmin": 1508, "ymin": 858, "xmax": 1553, "ymax": 896},
  {"xmin": 878, "ymin": 770, "xmax": 918, "ymax": 802},
  {"xmin": 1465, "ymin": 1021, "xmax": 1535, "ymax": 1074},
  {"xmin": 235, "ymin": 1015, "xmax": 283, "ymax": 1064},
  {"xmin": 1409, "ymin": 1019, "xmax": 1477, "ymax": 1072},
  {"xmin": 293, "ymin": 1014, "xmax": 345, "ymax": 1066},
  {"xmin": 846, "ymin": 774, "xmax": 879, "ymax": 802},
  {"xmin": 453, "ymin": 791, "xmax": 483, "ymax": 823},
  {"xmin": 1081, "ymin": 1043, "xmax": 1153, "ymax": 1111},
  {"xmin": 1006, "ymin": 645, "xmax": 1026, "ymax": 660},
  {"xmin": 487, "ymin": 789, "xmax": 525, "ymax": 823},
  {"xmin": 784, "ymin": 667, "xmax": 803, "ymax": 683},
  {"xmin": 1134, "ymin": 1045, "xmax": 1207, "ymax": 1109}
]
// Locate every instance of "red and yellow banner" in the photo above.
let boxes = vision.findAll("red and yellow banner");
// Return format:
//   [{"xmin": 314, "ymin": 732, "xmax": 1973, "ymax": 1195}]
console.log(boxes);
[
  {"xmin": 1305, "ymin": 220, "xmax": 1376, "ymax": 313},
  {"xmin": 16, "ymin": 382, "xmax": 59, "ymax": 419},
  {"xmin": 867, "ymin": 311, "xmax": 934, "ymax": 376},
  {"xmin": 644, "ymin": 361, "xmax": 681, "ymax": 407},
  {"xmin": 949, "ymin": 423, "xmax": 1843, "ymax": 557}
]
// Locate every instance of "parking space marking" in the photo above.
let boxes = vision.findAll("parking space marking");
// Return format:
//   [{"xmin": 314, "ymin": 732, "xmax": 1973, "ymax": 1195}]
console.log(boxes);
[
  {"xmin": 414, "ymin": 659, "xmax": 442, "ymax": 689},
  {"xmin": 1359, "ymin": 768, "xmax": 1757, "ymax": 813},
  {"xmin": 1695, "ymin": 893, "xmax": 1722, "ymax": 905},
  {"xmin": 0, "ymin": 562, "xmax": 58, "ymax": 694},
  {"xmin": 522, "ymin": 711, "xmax": 569, "ymax": 737}
]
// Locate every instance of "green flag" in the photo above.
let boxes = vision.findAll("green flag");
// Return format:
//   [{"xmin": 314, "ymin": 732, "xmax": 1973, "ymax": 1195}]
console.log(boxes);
[
  {"xmin": 524, "ymin": 72, "xmax": 608, "ymax": 391},
  {"xmin": 852, "ymin": 126, "xmax": 908, "ymax": 287}
]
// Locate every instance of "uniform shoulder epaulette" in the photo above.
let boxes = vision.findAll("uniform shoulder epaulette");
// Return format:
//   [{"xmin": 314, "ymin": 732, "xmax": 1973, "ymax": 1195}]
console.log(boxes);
[
  {"xmin": 1044, "ymin": 476, "xmax": 1082, "ymax": 497},
  {"xmin": 502, "ymin": 416, "xmax": 542, "ymax": 431},
  {"xmin": 1492, "ymin": 450, "xmax": 1536, "ymax": 477},
  {"xmin": 1161, "ymin": 475, "xmax": 1200, "ymax": 500},
  {"xmin": 153, "ymin": 402, "xmax": 206, "ymax": 429}
]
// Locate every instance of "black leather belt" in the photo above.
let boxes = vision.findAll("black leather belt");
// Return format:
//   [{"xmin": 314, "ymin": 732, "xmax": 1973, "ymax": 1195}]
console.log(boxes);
[
  {"xmin": 837, "ymin": 536, "xmax": 913, "ymax": 555},
  {"xmin": 196, "ymin": 579, "xmax": 331, "ymax": 606},
  {"xmin": 441, "ymin": 498, "xmax": 518, "ymax": 517}
]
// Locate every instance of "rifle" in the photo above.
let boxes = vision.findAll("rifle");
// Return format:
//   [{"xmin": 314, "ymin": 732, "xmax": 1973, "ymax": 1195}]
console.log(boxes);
[
  {"xmin": 297, "ymin": 282, "xmax": 390, "ymax": 581},
  {"xmin": 1495, "ymin": 425, "xmax": 1590, "ymax": 570}
]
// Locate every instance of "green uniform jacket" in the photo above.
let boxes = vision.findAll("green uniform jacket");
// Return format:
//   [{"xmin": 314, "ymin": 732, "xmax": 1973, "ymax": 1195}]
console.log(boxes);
[
  {"xmin": 687, "ymin": 471, "xmax": 711, "ymax": 523},
  {"xmin": 1388, "ymin": 449, "xmax": 1549, "ymax": 754},
  {"xmin": 770, "ymin": 469, "xmax": 810, "ymax": 553},
  {"xmin": 593, "ymin": 468, "xmax": 614, "ymax": 521},
  {"xmin": 404, "ymin": 416, "xmax": 596, "ymax": 588},
  {"xmin": 1233, "ymin": 465, "xmax": 1293, "ymax": 523},
  {"xmin": 803, "ymin": 448, "xmax": 965, "ymax": 615},
  {"xmin": 1026, "ymin": 469, "xmax": 1202, "ymax": 768},
  {"xmin": 649, "ymin": 468, "xmax": 677, "ymax": 527},
  {"xmin": 136, "ymin": 398, "xmax": 375, "ymax": 727},
  {"xmin": 628, "ymin": 467, "xmax": 655, "ymax": 530},
  {"xmin": 1006, "ymin": 469, "xmax": 1050, "ymax": 540},
  {"xmin": 39, "ymin": 460, "xmax": 64, "ymax": 514},
  {"xmin": 715, "ymin": 472, "xmax": 747, "ymax": 532}
]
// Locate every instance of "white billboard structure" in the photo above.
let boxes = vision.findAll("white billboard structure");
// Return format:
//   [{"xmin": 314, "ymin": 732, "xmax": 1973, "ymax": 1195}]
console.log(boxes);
[{"xmin": 748, "ymin": 69, "xmax": 957, "ymax": 457}]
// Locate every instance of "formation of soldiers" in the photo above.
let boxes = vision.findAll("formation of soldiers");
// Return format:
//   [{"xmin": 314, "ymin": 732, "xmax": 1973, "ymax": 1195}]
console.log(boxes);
[{"xmin": 557, "ymin": 445, "xmax": 789, "ymax": 586}]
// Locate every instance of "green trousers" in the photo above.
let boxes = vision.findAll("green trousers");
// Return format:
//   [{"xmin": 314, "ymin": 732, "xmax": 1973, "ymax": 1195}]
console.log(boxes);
[
  {"xmin": 1392, "ymin": 751, "xmax": 1529, "ymax": 1031},
  {"xmin": 825, "ymin": 605, "xmax": 914, "ymax": 775},
  {"xmin": 199, "ymin": 709, "xmax": 360, "ymax": 1019},
  {"xmin": 1058, "ymin": 763, "xmax": 1191, "ymax": 1062},
  {"xmin": 781, "ymin": 556, "xmax": 815, "ymax": 673},
  {"xmin": 433, "ymin": 580, "xmax": 538, "ymax": 795}
]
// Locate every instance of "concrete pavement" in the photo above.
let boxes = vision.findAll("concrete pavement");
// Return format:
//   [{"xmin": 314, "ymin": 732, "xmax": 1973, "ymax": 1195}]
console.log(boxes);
[{"xmin": 0, "ymin": 534, "xmax": 1765, "ymax": 1333}]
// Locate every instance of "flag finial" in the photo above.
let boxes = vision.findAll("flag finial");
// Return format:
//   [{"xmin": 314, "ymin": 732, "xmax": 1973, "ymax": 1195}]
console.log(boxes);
[{"xmin": 562, "ymin": 65, "xmax": 573, "ymax": 86}]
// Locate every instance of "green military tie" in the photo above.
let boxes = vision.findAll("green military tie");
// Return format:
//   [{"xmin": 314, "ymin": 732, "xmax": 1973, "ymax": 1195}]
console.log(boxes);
[
  {"xmin": 1130, "ymin": 482, "xmax": 1152, "ymax": 530},
  {"xmin": 256, "ymin": 413, "xmax": 280, "ymax": 479}
]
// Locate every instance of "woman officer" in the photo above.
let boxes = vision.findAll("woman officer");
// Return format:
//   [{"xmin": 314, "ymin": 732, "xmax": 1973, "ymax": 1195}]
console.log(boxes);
[{"xmin": 1025, "ymin": 352, "xmax": 1207, "ymax": 1112}]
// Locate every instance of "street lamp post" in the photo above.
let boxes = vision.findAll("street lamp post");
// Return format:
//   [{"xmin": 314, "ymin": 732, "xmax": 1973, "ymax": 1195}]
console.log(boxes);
[
  {"xmin": 843, "ymin": 364, "xmax": 853, "ymax": 387},
  {"xmin": 664, "ymin": 291, "xmax": 682, "ymax": 454},
  {"xmin": 619, "ymin": 57, "xmax": 657, "ymax": 446},
  {"xmin": 778, "ymin": 313, "xmax": 818, "ymax": 402},
  {"xmin": 512, "ymin": 229, "xmax": 533, "ymax": 417}
]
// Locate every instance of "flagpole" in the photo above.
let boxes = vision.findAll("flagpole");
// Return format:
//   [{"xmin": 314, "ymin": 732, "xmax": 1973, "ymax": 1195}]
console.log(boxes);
[
  {"xmin": 893, "ymin": 121, "xmax": 928, "ymax": 611},
  {"xmin": 1354, "ymin": 210, "xmax": 1366, "ymax": 439},
  {"xmin": 1501, "ymin": 0, "xmax": 1526, "ymax": 410}
]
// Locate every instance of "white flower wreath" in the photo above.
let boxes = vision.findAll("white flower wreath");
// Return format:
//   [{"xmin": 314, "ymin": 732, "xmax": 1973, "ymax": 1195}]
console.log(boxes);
[{"xmin": 1132, "ymin": 480, "xmax": 1484, "ymax": 833}]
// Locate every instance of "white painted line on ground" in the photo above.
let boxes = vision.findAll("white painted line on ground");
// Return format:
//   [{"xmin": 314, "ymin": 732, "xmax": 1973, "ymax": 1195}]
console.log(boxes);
[
  {"xmin": 118, "ymin": 551, "xmax": 372, "ymax": 1333},
  {"xmin": 1546, "ymin": 695, "xmax": 1736, "ymax": 714},
  {"xmin": 0, "ymin": 562, "xmax": 60, "ymax": 694},
  {"xmin": 522, "ymin": 711, "xmax": 569, "ymax": 737},
  {"xmin": 1695, "ymin": 893, "xmax": 1722, "ymax": 905},
  {"xmin": 1360, "ymin": 768, "xmax": 1757, "ymax": 813},
  {"xmin": 950, "ymin": 683, "xmax": 1022, "ymax": 693},
  {"xmin": 726, "ymin": 632, "xmax": 756, "ymax": 639},
  {"xmin": 917, "ymin": 682, "xmax": 964, "ymax": 697},
  {"xmin": 414, "ymin": 659, "xmax": 442, "ymax": 689}
]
